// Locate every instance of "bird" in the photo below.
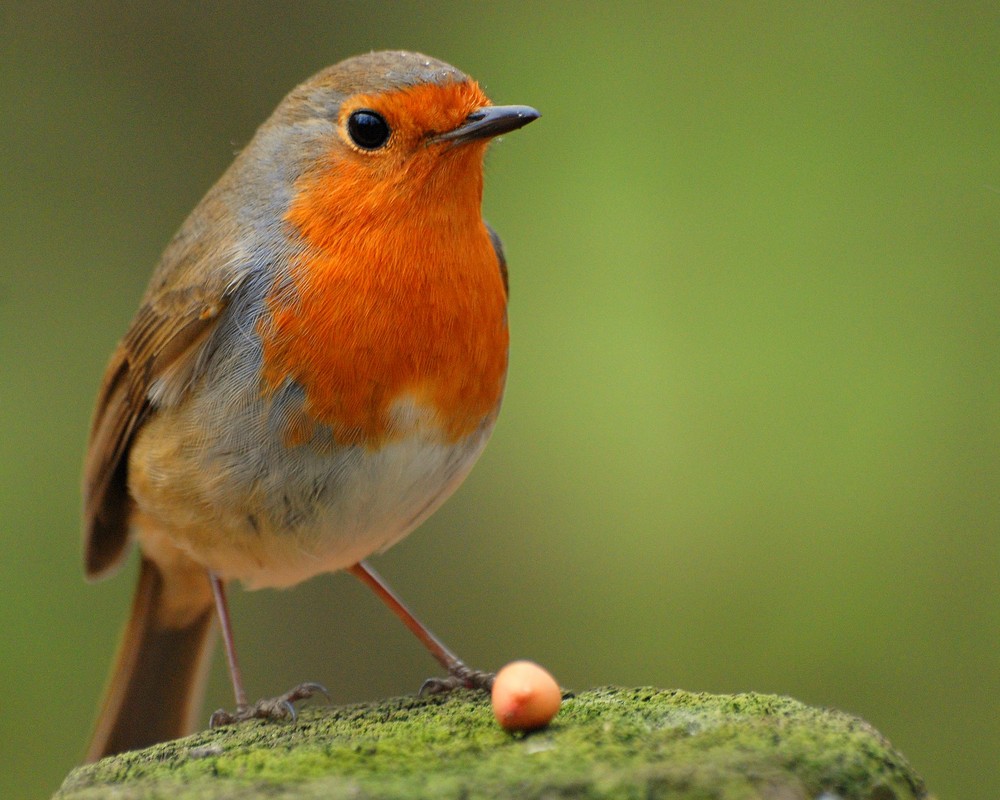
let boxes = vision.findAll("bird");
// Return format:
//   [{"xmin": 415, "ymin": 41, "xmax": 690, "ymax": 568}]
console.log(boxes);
[{"xmin": 81, "ymin": 49, "xmax": 538, "ymax": 762}]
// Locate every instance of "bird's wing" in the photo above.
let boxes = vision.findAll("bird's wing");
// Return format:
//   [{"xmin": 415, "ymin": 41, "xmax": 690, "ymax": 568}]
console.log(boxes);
[
  {"xmin": 82, "ymin": 252, "xmax": 242, "ymax": 579},
  {"xmin": 485, "ymin": 222, "xmax": 509, "ymax": 297}
]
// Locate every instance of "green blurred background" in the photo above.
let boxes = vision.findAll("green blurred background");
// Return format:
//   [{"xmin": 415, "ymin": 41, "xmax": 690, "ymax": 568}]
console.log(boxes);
[{"xmin": 2, "ymin": 3, "xmax": 997, "ymax": 798}]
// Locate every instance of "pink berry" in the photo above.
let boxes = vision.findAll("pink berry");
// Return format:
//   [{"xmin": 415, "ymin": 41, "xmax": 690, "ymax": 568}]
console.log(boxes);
[{"xmin": 491, "ymin": 660, "xmax": 561, "ymax": 731}]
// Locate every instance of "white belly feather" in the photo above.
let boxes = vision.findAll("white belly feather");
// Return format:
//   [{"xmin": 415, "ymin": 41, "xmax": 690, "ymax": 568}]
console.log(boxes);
[{"xmin": 130, "ymin": 387, "xmax": 496, "ymax": 590}]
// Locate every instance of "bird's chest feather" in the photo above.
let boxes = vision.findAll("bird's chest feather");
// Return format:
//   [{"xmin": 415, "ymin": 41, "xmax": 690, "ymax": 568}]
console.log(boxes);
[
  {"xmin": 258, "ymin": 209, "xmax": 508, "ymax": 449},
  {"xmin": 258, "ymin": 144, "xmax": 508, "ymax": 449}
]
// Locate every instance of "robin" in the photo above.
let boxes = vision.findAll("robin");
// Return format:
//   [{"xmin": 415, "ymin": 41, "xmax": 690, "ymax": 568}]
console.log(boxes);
[{"xmin": 82, "ymin": 50, "xmax": 538, "ymax": 761}]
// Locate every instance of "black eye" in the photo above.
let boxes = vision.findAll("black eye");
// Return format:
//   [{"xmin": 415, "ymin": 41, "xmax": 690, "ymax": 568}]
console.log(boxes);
[{"xmin": 347, "ymin": 109, "xmax": 390, "ymax": 150}]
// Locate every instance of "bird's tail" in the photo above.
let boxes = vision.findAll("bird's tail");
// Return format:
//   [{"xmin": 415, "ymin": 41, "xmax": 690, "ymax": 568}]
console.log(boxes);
[{"xmin": 85, "ymin": 555, "xmax": 216, "ymax": 762}]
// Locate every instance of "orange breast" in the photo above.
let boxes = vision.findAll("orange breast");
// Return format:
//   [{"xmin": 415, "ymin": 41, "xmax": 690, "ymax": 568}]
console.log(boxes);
[{"xmin": 259, "ymin": 135, "xmax": 508, "ymax": 449}]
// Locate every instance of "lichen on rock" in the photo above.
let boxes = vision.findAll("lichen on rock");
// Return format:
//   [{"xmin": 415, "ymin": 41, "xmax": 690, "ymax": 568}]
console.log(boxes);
[{"xmin": 56, "ymin": 686, "xmax": 933, "ymax": 799}]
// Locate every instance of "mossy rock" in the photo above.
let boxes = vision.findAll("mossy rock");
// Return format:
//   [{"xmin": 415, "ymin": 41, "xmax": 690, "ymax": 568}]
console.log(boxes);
[{"xmin": 56, "ymin": 686, "xmax": 932, "ymax": 799}]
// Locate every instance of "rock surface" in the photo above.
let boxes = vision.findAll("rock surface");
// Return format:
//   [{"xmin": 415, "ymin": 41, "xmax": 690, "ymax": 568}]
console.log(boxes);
[{"xmin": 56, "ymin": 686, "xmax": 933, "ymax": 799}]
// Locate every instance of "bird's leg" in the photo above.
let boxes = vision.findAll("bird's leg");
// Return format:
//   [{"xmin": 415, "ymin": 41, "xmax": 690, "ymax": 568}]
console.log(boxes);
[
  {"xmin": 207, "ymin": 572, "xmax": 328, "ymax": 728},
  {"xmin": 347, "ymin": 560, "xmax": 495, "ymax": 694},
  {"xmin": 211, "ymin": 572, "xmax": 248, "ymax": 707}
]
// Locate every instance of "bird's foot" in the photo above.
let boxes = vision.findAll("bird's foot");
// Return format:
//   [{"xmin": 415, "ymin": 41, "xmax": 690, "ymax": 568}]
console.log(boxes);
[
  {"xmin": 209, "ymin": 682, "xmax": 329, "ymax": 728},
  {"xmin": 420, "ymin": 662, "xmax": 495, "ymax": 696}
]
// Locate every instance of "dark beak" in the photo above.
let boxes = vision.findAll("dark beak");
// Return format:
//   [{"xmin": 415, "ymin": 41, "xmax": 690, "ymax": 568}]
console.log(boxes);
[{"xmin": 432, "ymin": 105, "xmax": 540, "ymax": 145}]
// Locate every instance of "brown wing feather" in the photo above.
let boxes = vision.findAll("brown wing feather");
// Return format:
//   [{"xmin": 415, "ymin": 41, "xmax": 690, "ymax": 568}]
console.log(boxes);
[
  {"xmin": 81, "ymin": 138, "xmax": 274, "ymax": 579},
  {"xmin": 82, "ymin": 292, "xmax": 225, "ymax": 579},
  {"xmin": 485, "ymin": 222, "xmax": 508, "ymax": 297}
]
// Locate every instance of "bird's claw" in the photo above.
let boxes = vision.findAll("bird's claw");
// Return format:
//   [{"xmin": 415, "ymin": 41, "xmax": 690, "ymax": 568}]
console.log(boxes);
[
  {"xmin": 209, "ymin": 682, "xmax": 329, "ymax": 728},
  {"xmin": 419, "ymin": 663, "xmax": 495, "ymax": 696}
]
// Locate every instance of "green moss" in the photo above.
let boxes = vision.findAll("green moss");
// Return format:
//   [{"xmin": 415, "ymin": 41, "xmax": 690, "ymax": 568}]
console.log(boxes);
[{"xmin": 55, "ymin": 687, "xmax": 932, "ymax": 799}]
